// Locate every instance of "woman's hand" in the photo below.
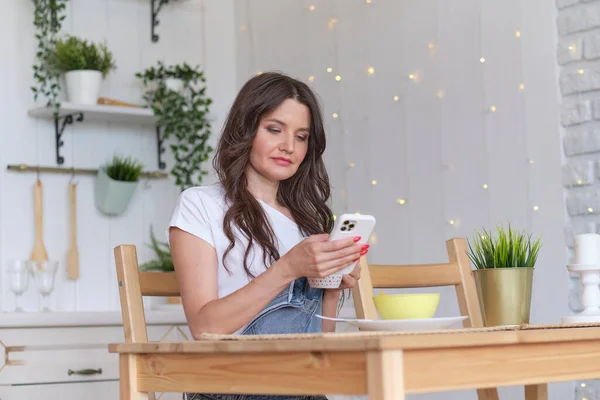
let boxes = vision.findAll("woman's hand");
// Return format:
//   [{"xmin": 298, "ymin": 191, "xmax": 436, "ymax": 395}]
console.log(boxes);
[
  {"xmin": 339, "ymin": 262, "xmax": 361, "ymax": 290},
  {"xmin": 277, "ymin": 234, "xmax": 368, "ymax": 281}
]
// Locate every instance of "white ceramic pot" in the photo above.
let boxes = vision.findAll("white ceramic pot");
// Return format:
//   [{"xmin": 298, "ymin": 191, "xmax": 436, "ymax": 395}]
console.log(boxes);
[{"xmin": 64, "ymin": 70, "xmax": 103, "ymax": 105}]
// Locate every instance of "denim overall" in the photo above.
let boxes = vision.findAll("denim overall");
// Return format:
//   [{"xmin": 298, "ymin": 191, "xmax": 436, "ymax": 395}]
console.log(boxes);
[{"xmin": 185, "ymin": 277, "xmax": 328, "ymax": 400}]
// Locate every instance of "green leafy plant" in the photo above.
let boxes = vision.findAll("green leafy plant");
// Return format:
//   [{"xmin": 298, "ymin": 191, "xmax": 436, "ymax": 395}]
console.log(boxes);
[
  {"xmin": 139, "ymin": 227, "xmax": 174, "ymax": 272},
  {"xmin": 32, "ymin": 0, "xmax": 69, "ymax": 113},
  {"xmin": 103, "ymin": 155, "xmax": 144, "ymax": 182},
  {"xmin": 136, "ymin": 61, "xmax": 213, "ymax": 191},
  {"xmin": 466, "ymin": 223, "xmax": 542, "ymax": 270},
  {"xmin": 48, "ymin": 35, "xmax": 116, "ymax": 78}
]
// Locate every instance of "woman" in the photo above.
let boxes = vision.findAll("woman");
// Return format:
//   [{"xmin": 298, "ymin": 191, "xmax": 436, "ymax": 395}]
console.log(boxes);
[{"xmin": 167, "ymin": 72, "xmax": 369, "ymax": 400}]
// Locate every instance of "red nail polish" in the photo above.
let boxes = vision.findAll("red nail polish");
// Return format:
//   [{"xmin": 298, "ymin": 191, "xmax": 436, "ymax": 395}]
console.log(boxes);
[
  {"xmin": 353, "ymin": 236, "xmax": 361, "ymax": 242},
  {"xmin": 353, "ymin": 258, "xmax": 359, "ymax": 262},
  {"xmin": 361, "ymin": 244, "xmax": 370, "ymax": 250},
  {"xmin": 360, "ymin": 249, "xmax": 368, "ymax": 255}
]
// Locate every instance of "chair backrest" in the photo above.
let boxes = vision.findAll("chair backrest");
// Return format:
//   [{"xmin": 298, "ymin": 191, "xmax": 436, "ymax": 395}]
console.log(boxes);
[
  {"xmin": 114, "ymin": 244, "xmax": 180, "ymax": 343},
  {"xmin": 351, "ymin": 237, "xmax": 484, "ymax": 328}
]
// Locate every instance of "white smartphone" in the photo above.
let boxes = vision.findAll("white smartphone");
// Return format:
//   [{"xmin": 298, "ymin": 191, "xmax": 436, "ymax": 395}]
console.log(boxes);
[{"xmin": 329, "ymin": 213, "xmax": 376, "ymax": 275}]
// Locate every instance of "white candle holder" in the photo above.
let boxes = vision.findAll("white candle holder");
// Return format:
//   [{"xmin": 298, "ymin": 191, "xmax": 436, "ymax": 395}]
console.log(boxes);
[{"xmin": 562, "ymin": 264, "xmax": 600, "ymax": 324}]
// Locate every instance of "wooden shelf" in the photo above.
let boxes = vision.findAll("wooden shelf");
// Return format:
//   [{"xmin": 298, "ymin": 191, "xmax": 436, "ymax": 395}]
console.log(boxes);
[{"xmin": 28, "ymin": 102, "xmax": 157, "ymax": 125}]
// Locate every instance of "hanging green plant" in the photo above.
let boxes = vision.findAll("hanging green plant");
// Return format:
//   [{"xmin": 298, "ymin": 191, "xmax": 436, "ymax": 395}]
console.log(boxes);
[
  {"xmin": 135, "ymin": 61, "xmax": 214, "ymax": 191},
  {"xmin": 138, "ymin": 227, "xmax": 174, "ymax": 272},
  {"xmin": 32, "ymin": 0, "xmax": 69, "ymax": 113}
]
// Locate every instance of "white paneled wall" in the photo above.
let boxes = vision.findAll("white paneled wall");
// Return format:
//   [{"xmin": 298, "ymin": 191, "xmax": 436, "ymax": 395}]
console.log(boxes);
[
  {"xmin": 235, "ymin": 1, "xmax": 569, "ymax": 399},
  {"xmin": 0, "ymin": 0, "xmax": 236, "ymax": 312}
]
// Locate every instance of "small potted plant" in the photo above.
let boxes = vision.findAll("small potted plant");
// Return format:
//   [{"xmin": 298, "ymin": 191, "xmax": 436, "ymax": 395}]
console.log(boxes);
[
  {"xmin": 466, "ymin": 223, "xmax": 542, "ymax": 327},
  {"xmin": 47, "ymin": 35, "xmax": 116, "ymax": 105},
  {"xmin": 94, "ymin": 155, "xmax": 143, "ymax": 216}
]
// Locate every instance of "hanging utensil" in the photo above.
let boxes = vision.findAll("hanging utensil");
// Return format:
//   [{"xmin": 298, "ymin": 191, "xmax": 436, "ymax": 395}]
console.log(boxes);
[
  {"xmin": 66, "ymin": 181, "xmax": 79, "ymax": 279},
  {"xmin": 30, "ymin": 178, "xmax": 49, "ymax": 261}
]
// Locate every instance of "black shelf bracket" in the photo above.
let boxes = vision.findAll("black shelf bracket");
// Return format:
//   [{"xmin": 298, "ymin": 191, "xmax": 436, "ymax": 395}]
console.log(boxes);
[
  {"xmin": 156, "ymin": 126, "xmax": 166, "ymax": 170},
  {"xmin": 54, "ymin": 113, "xmax": 84, "ymax": 165},
  {"xmin": 151, "ymin": 0, "xmax": 170, "ymax": 43}
]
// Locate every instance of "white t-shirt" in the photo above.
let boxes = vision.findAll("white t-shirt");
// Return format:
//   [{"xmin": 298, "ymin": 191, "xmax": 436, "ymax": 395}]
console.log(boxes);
[{"xmin": 166, "ymin": 183, "xmax": 305, "ymax": 300}]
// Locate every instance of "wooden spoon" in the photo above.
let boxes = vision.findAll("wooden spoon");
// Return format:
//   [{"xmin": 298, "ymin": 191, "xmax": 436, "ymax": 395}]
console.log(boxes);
[
  {"xmin": 66, "ymin": 182, "xmax": 79, "ymax": 279},
  {"xmin": 30, "ymin": 179, "xmax": 48, "ymax": 261}
]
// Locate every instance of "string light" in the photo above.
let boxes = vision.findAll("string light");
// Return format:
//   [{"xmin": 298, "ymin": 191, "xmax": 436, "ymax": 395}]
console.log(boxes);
[
  {"xmin": 256, "ymin": 71, "xmax": 263, "ymax": 75},
  {"xmin": 515, "ymin": 31, "xmax": 521, "ymax": 38},
  {"xmin": 365, "ymin": 0, "xmax": 372, "ymax": 3},
  {"xmin": 349, "ymin": 162, "xmax": 355, "ymax": 167},
  {"xmin": 393, "ymin": 95, "xmax": 399, "ymax": 101},
  {"xmin": 588, "ymin": 207, "xmax": 594, "ymax": 213},
  {"xmin": 396, "ymin": 198, "xmax": 406, "ymax": 205},
  {"xmin": 569, "ymin": 45, "xmax": 577, "ymax": 52},
  {"xmin": 367, "ymin": 66, "xmax": 375, "ymax": 75},
  {"xmin": 533, "ymin": 205, "xmax": 539, "ymax": 211},
  {"xmin": 519, "ymin": 83, "xmax": 525, "ymax": 92},
  {"xmin": 328, "ymin": 18, "xmax": 337, "ymax": 31},
  {"xmin": 327, "ymin": 67, "xmax": 333, "ymax": 73},
  {"xmin": 577, "ymin": 179, "xmax": 583, "ymax": 185},
  {"xmin": 355, "ymin": 212, "xmax": 361, "ymax": 215},
  {"xmin": 335, "ymin": 75, "xmax": 341, "ymax": 81},
  {"xmin": 482, "ymin": 184, "xmax": 488, "ymax": 189},
  {"xmin": 578, "ymin": 69, "xmax": 585, "ymax": 75},
  {"xmin": 480, "ymin": 57, "xmax": 486, "ymax": 63},
  {"xmin": 308, "ymin": 5, "xmax": 316, "ymax": 11},
  {"xmin": 489, "ymin": 105, "xmax": 497, "ymax": 112},
  {"xmin": 308, "ymin": 75, "xmax": 315, "ymax": 82},
  {"xmin": 240, "ymin": 25, "xmax": 247, "ymax": 31},
  {"xmin": 332, "ymin": 113, "xmax": 339, "ymax": 118},
  {"xmin": 371, "ymin": 180, "xmax": 377, "ymax": 185},
  {"xmin": 436, "ymin": 90, "xmax": 444, "ymax": 99},
  {"xmin": 449, "ymin": 220, "xmax": 455, "ymax": 225},
  {"xmin": 529, "ymin": 159, "xmax": 534, "ymax": 164},
  {"xmin": 581, "ymin": 383, "xmax": 587, "ymax": 388}
]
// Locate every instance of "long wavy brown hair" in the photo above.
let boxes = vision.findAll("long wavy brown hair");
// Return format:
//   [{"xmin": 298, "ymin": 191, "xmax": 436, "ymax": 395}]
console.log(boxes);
[{"xmin": 212, "ymin": 72, "xmax": 334, "ymax": 278}]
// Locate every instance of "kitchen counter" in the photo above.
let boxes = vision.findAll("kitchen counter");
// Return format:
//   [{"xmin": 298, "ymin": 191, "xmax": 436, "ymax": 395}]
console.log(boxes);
[{"xmin": 0, "ymin": 307, "xmax": 187, "ymax": 328}]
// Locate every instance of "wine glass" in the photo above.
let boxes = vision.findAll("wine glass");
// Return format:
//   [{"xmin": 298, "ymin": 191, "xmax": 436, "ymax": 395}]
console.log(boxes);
[
  {"xmin": 27, "ymin": 260, "xmax": 58, "ymax": 312},
  {"xmin": 6, "ymin": 260, "xmax": 30, "ymax": 312}
]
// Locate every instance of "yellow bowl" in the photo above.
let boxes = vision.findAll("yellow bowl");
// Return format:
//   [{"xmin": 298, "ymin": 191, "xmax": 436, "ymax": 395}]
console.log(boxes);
[{"xmin": 373, "ymin": 292, "xmax": 440, "ymax": 320}]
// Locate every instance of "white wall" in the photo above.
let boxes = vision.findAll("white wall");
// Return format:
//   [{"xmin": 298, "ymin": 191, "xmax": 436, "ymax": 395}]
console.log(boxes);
[
  {"xmin": 0, "ymin": 0, "xmax": 236, "ymax": 312},
  {"xmin": 235, "ymin": 0, "xmax": 570, "ymax": 399}
]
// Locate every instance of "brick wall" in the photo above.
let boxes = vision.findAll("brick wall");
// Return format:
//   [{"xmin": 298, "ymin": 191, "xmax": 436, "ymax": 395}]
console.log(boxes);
[{"xmin": 558, "ymin": 0, "xmax": 600, "ymax": 252}]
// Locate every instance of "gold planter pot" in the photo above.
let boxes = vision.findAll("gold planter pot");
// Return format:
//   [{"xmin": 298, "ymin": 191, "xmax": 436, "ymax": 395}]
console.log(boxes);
[{"xmin": 472, "ymin": 267, "xmax": 533, "ymax": 327}]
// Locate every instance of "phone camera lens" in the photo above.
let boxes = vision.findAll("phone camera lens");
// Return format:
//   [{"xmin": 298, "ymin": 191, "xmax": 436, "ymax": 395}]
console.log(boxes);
[
  {"xmin": 341, "ymin": 226, "xmax": 347, "ymax": 231},
  {"xmin": 343, "ymin": 220, "xmax": 349, "ymax": 225},
  {"xmin": 349, "ymin": 224, "xmax": 355, "ymax": 229}
]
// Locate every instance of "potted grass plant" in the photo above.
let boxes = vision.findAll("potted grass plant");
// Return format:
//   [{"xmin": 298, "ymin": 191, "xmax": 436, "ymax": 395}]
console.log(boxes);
[
  {"xmin": 94, "ymin": 155, "xmax": 143, "ymax": 216},
  {"xmin": 47, "ymin": 35, "xmax": 116, "ymax": 105},
  {"xmin": 466, "ymin": 223, "xmax": 542, "ymax": 326}
]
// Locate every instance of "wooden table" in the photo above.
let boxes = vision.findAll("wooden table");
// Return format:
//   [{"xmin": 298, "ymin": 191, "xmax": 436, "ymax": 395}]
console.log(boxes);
[{"xmin": 108, "ymin": 325, "xmax": 600, "ymax": 400}]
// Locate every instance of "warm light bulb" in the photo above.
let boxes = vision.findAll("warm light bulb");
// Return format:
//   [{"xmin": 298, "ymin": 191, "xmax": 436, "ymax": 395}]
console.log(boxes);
[
  {"xmin": 328, "ymin": 18, "xmax": 337, "ymax": 31},
  {"xmin": 396, "ymin": 198, "xmax": 406, "ymax": 205},
  {"xmin": 332, "ymin": 215, "xmax": 337, "ymax": 220},
  {"xmin": 428, "ymin": 43, "xmax": 435, "ymax": 49},
  {"xmin": 308, "ymin": 75, "xmax": 315, "ymax": 82},
  {"xmin": 578, "ymin": 179, "xmax": 583, "ymax": 185},
  {"xmin": 371, "ymin": 180, "xmax": 377, "ymax": 185},
  {"xmin": 589, "ymin": 207, "xmax": 594, "ymax": 213},
  {"xmin": 393, "ymin": 95, "xmax": 399, "ymax": 101},
  {"xmin": 367, "ymin": 66, "xmax": 375, "ymax": 75},
  {"xmin": 515, "ymin": 31, "xmax": 521, "ymax": 38},
  {"xmin": 581, "ymin": 383, "xmax": 587, "ymax": 388},
  {"xmin": 349, "ymin": 162, "xmax": 355, "ymax": 167},
  {"xmin": 436, "ymin": 90, "xmax": 444, "ymax": 99},
  {"xmin": 332, "ymin": 113, "xmax": 339, "ymax": 118},
  {"xmin": 482, "ymin": 184, "xmax": 488, "ymax": 189},
  {"xmin": 257, "ymin": 71, "xmax": 263, "ymax": 75},
  {"xmin": 355, "ymin": 212, "xmax": 361, "ymax": 215},
  {"xmin": 409, "ymin": 74, "xmax": 415, "ymax": 80},
  {"xmin": 365, "ymin": 0, "xmax": 372, "ymax": 3},
  {"xmin": 533, "ymin": 205, "xmax": 539, "ymax": 211},
  {"xmin": 480, "ymin": 57, "xmax": 486, "ymax": 63},
  {"xmin": 569, "ymin": 45, "xmax": 576, "ymax": 52},
  {"xmin": 327, "ymin": 67, "xmax": 333, "ymax": 73},
  {"xmin": 309, "ymin": 5, "xmax": 316, "ymax": 11},
  {"xmin": 489, "ymin": 105, "xmax": 497, "ymax": 112},
  {"xmin": 578, "ymin": 69, "xmax": 585, "ymax": 75},
  {"xmin": 335, "ymin": 75, "xmax": 341, "ymax": 81},
  {"xmin": 529, "ymin": 159, "xmax": 534, "ymax": 164},
  {"xmin": 449, "ymin": 220, "xmax": 455, "ymax": 225},
  {"xmin": 519, "ymin": 83, "xmax": 525, "ymax": 92}
]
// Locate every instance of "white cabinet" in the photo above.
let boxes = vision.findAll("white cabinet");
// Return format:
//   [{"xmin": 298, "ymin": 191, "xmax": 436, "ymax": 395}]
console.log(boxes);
[{"xmin": 0, "ymin": 310, "xmax": 190, "ymax": 400}]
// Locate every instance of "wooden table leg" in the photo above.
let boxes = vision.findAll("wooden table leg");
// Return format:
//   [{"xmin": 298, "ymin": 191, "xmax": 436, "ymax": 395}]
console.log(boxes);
[
  {"xmin": 120, "ymin": 354, "xmax": 150, "ymax": 400},
  {"xmin": 477, "ymin": 388, "xmax": 499, "ymax": 400},
  {"xmin": 367, "ymin": 350, "xmax": 405, "ymax": 400},
  {"xmin": 525, "ymin": 384, "xmax": 548, "ymax": 400}
]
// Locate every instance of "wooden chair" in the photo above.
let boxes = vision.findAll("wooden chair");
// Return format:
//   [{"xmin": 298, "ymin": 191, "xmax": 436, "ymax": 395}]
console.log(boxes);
[
  {"xmin": 114, "ymin": 244, "xmax": 181, "ymax": 400},
  {"xmin": 351, "ymin": 237, "xmax": 548, "ymax": 400}
]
